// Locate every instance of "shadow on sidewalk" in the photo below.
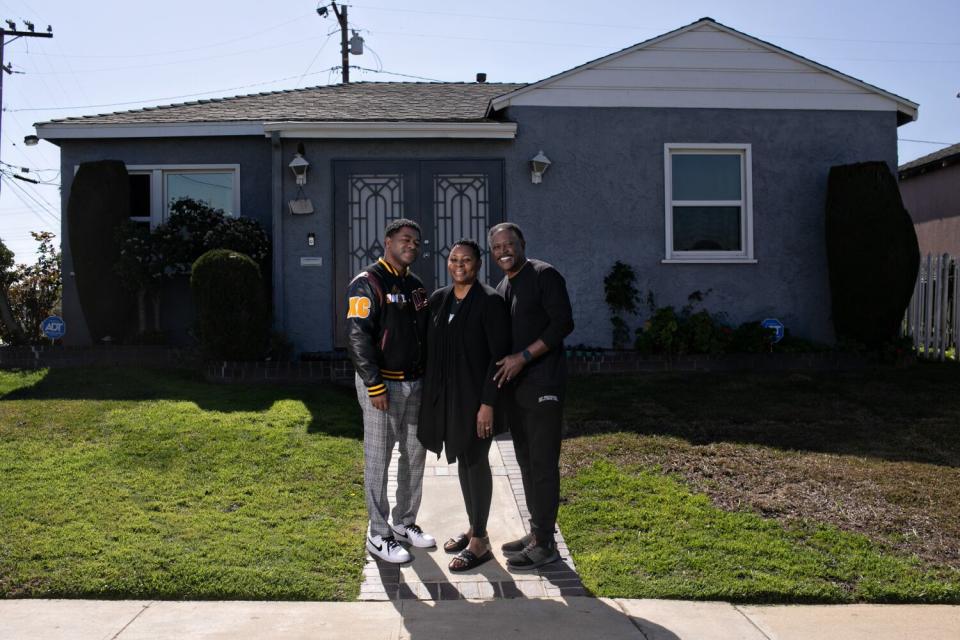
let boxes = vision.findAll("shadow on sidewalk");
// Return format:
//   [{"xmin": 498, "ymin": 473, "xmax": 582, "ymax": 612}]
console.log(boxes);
[{"xmin": 372, "ymin": 549, "xmax": 681, "ymax": 639}]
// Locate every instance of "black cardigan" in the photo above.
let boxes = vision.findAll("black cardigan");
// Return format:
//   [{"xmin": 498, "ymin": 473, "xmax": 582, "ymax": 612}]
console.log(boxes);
[{"xmin": 417, "ymin": 281, "xmax": 511, "ymax": 463}]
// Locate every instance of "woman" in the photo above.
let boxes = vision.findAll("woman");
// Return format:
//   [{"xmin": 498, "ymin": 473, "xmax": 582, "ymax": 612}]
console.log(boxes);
[{"xmin": 418, "ymin": 239, "xmax": 511, "ymax": 571}]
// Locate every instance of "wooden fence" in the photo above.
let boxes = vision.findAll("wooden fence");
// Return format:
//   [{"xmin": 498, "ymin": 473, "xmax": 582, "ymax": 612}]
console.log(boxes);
[{"xmin": 903, "ymin": 253, "xmax": 958, "ymax": 361}]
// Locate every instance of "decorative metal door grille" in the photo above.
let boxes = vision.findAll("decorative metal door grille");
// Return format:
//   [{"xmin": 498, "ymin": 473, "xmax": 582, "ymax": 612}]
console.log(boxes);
[
  {"xmin": 347, "ymin": 174, "xmax": 405, "ymax": 276},
  {"xmin": 432, "ymin": 173, "xmax": 490, "ymax": 289}
]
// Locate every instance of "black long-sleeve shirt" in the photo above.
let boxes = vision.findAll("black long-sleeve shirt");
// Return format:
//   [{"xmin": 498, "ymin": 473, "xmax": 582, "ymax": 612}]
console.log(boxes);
[{"xmin": 496, "ymin": 258, "xmax": 574, "ymax": 395}]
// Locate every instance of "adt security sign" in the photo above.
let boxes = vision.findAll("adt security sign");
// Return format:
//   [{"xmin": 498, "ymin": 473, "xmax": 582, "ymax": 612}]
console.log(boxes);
[
  {"xmin": 40, "ymin": 315, "xmax": 66, "ymax": 340},
  {"xmin": 761, "ymin": 318, "xmax": 785, "ymax": 344}
]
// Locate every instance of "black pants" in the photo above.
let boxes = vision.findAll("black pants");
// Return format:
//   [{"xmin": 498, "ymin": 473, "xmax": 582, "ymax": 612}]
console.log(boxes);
[
  {"xmin": 507, "ymin": 392, "xmax": 563, "ymax": 545},
  {"xmin": 457, "ymin": 436, "xmax": 493, "ymax": 538}
]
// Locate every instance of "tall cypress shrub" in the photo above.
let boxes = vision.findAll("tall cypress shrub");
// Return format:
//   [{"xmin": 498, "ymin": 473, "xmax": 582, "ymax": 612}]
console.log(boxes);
[
  {"xmin": 191, "ymin": 249, "xmax": 268, "ymax": 360},
  {"xmin": 66, "ymin": 160, "xmax": 134, "ymax": 341},
  {"xmin": 825, "ymin": 161, "xmax": 919, "ymax": 347}
]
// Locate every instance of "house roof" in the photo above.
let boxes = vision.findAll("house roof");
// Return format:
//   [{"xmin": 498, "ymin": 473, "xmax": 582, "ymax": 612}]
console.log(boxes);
[
  {"xmin": 38, "ymin": 82, "xmax": 524, "ymax": 126},
  {"xmin": 489, "ymin": 17, "xmax": 918, "ymax": 126},
  {"xmin": 899, "ymin": 142, "xmax": 960, "ymax": 178}
]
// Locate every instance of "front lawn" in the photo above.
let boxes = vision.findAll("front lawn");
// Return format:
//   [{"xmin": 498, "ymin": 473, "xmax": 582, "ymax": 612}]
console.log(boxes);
[
  {"xmin": 559, "ymin": 362, "xmax": 960, "ymax": 602},
  {"xmin": 3, "ymin": 363, "xmax": 959, "ymax": 603},
  {"xmin": 0, "ymin": 368, "xmax": 366, "ymax": 600}
]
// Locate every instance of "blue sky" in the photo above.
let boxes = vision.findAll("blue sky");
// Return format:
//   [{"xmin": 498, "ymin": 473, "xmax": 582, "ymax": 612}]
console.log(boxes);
[{"xmin": 1, "ymin": 0, "xmax": 957, "ymax": 263}]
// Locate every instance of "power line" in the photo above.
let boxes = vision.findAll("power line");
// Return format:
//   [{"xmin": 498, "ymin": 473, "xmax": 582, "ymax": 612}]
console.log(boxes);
[
  {"xmin": 348, "ymin": 4, "xmax": 960, "ymax": 47},
  {"xmin": 898, "ymin": 138, "xmax": 955, "ymax": 145},
  {"xmin": 0, "ymin": 174, "xmax": 59, "ymax": 228},
  {"xmin": 5, "ymin": 71, "xmax": 335, "ymax": 112},
  {"xmin": 18, "ymin": 35, "xmax": 319, "ymax": 75},
  {"xmin": 19, "ymin": 12, "xmax": 315, "ymax": 60}
]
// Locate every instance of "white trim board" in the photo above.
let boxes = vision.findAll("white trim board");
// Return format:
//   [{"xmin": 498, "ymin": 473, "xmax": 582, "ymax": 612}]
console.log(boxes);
[
  {"xmin": 39, "ymin": 122, "xmax": 264, "ymax": 140},
  {"xmin": 489, "ymin": 18, "xmax": 917, "ymax": 124},
  {"xmin": 262, "ymin": 121, "xmax": 517, "ymax": 139},
  {"xmin": 39, "ymin": 121, "xmax": 517, "ymax": 141}
]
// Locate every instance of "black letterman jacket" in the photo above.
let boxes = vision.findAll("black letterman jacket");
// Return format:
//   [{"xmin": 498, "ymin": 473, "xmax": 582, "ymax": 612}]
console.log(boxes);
[{"xmin": 346, "ymin": 258, "xmax": 429, "ymax": 398}]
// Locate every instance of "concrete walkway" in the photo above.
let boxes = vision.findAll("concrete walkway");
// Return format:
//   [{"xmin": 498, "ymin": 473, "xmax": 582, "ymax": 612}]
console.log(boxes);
[
  {"xmin": 359, "ymin": 434, "xmax": 582, "ymax": 600},
  {"xmin": 2, "ymin": 598, "xmax": 958, "ymax": 639},
  {"xmin": 3, "ymin": 434, "xmax": 959, "ymax": 639}
]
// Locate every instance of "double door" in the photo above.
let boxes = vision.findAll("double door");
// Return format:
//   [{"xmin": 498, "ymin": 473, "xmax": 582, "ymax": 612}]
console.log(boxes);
[{"xmin": 333, "ymin": 159, "xmax": 504, "ymax": 345}]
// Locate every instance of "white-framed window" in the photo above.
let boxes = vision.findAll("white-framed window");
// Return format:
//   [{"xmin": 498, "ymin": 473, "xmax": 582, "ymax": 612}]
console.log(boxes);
[
  {"xmin": 663, "ymin": 144, "xmax": 755, "ymax": 263},
  {"xmin": 125, "ymin": 164, "xmax": 241, "ymax": 227}
]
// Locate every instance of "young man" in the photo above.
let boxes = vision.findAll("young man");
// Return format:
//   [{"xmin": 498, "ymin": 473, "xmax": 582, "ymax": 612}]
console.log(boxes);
[
  {"xmin": 490, "ymin": 222, "xmax": 574, "ymax": 570},
  {"xmin": 346, "ymin": 218, "xmax": 436, "ymax": 563}
]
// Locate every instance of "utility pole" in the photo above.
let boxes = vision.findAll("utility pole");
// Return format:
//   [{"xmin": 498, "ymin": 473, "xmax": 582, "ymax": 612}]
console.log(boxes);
[
  {"xmin": 0, "ymin": 20, "xmax": 53, "ymax": 197},
  {"xmin": 330, "ymin": 2, "xmax": 349, "ymax": 84},
  {"xmin": 0, "ymin": 20, "xmax": 52, "ymax": 345}
]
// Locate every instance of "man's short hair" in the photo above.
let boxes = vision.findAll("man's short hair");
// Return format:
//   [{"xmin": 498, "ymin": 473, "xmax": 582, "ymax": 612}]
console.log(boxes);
[
  {"xmin": 487, "ymin": 222, "xmax": 525, "ymax": 246},
  {"xmin": 452, "ymin": 238, "xmax": 482, "ymax": 261},
  {"xmin": 385, "ymin": 218, "xmax": 421, "ymax": 239}
]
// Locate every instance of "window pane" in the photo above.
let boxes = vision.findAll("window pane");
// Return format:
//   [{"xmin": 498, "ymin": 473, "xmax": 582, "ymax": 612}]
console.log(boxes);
[
  {"xmin": 129, "ymin": 173, "xmax": 151, "ymax": 218},
  {"xmin": 673, "ymin": 206, "xmax": 741, "ymax": 251},
  {"xmin": 672, "ymin": 154, "xmax": 741, "ymax": 201},
  {"xmin": 166, "ymin": 172, "xmax": 234, "ymax": 215}
]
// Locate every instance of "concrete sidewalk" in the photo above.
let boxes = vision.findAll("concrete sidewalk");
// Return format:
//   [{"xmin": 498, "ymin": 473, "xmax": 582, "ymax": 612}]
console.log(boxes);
[{"xmin": 2, "ymin": 597, "xmax": 958, "ymax": 639}]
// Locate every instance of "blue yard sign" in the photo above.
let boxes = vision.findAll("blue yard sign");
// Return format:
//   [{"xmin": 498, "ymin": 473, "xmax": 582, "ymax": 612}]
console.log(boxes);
[
  {"xmin": 761, "ymin": 318, "xmax": 785, "ymax": 344},
  {"xmin": 40, "ymin": 315, "xmax": 66, "ymax": 340}
]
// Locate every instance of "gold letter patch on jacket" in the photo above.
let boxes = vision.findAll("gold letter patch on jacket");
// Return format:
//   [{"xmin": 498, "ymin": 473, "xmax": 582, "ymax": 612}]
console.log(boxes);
[{"xmin": 347, "ymin": 296, "xmax": 371, "ymax": 318}]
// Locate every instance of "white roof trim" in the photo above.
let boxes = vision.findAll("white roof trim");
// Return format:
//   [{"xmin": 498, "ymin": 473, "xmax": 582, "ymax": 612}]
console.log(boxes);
[
  {"xmin": 488, "ymin": 18, "xmax": 918, "ymax": 123},
  {"xmin": 36, "ymin": 121, "xmax": 265, "ymax": 140},
  {"xmin": 36, "ymin": 120, "xmax": 518, "ymax": 141},
  {"xmin": 262, "ymin": 121, "xmax": 517, "ymax": 139}
]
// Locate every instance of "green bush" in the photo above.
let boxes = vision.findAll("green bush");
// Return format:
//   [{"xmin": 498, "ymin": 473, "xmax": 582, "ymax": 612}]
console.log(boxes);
[
  {"xmin": 825, "ymin": 161, "xmax": 920, "ymax": 348},
  {"xmin": 190, "ymin": 249, "xmax": 268, "ymax": 361},
  {"xmin": 729, "ymin": 321, "xmax": 774, "ymax": 353},
  {"xmin": 604, "ymin": 261, "xmax": 640, "ymax": 349},
  {"xmin": 635, "ymin": 291, "xmax": 733, "ymax": 355}
]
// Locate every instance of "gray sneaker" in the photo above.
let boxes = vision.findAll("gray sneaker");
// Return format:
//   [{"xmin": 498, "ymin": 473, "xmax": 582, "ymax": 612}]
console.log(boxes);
[
  {"xmin": 501, "ymin": 532, "xmax": 534, "ymax": 555},
  {"xmin": 507, "ymin": 542, "xmax": 559, "ymax": 570}
]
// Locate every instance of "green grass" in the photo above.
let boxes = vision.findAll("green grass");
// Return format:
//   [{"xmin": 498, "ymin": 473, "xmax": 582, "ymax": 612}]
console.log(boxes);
[
  {"xmin": 558, "ymin": 363, "xmax": 960, "ymax": 603},
  {"xmin": 0, "ymin": 368, "xmax": 366, "ymax": 600},
  {"xmin": 560, "ymin": 460, "xmax": 960, "ymax": 603}
]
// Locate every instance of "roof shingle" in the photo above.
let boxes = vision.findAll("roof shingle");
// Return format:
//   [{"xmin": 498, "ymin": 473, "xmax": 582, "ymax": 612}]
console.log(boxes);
[{"xmin": 39, "ymin": 82, "xmax": 525, "ymax": 126}]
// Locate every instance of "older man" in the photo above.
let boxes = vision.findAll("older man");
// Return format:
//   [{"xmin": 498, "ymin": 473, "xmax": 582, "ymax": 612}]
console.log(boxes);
[{"xmin": 490, "ymin": 222, "xmax": 574, "ymax": 570}]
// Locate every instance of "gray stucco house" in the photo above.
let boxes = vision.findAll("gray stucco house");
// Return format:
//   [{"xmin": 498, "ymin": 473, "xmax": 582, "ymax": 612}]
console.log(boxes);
[
  {"xmin": 35, "ymin": 17, "xmax": 918, "ymax": 352},
  {"xmin": 899, "ymin": 142, "xmax": 960, "ymax": 257}
]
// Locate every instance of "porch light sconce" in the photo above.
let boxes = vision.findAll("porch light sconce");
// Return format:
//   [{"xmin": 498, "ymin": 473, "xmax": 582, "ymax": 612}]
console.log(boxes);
[
  {"xmin": 289, "ymin": 143, "xmax": 310, "ymax": 185},
  {"xmin": 288, "ymin": 142, "xmax": 315, "ymax": 215},
  {"xmin": 530, "ymin": 150, "xmax": 551, "ymax": 184}
]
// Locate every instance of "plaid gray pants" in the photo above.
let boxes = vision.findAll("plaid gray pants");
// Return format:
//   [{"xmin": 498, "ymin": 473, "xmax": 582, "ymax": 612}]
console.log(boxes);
[{"xmin": 355, "ymin": 374, "xmax": 426, "ymax": 538}]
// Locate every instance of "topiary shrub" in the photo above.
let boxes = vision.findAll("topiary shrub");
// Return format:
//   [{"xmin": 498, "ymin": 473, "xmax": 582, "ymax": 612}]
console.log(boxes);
[
  {"xmin": 67, "ymin": 160, "xmax": 134, "ymax": 341},
  {"xmin": 825, "ymin": 161, "xmax": 920, "ymax": 348},
  {"xmin": 190, "ymin": 249, "xmax": 268, "ymax": 360}
]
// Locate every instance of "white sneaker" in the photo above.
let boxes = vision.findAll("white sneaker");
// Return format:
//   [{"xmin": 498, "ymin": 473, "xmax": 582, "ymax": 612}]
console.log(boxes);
[
  {"xmin": 391, "ymin": 522, "xmax": 437, "ymax": 549},
  {"xmin": 366, "ymin": 534, "xmax": 411, "ymax": 564}
]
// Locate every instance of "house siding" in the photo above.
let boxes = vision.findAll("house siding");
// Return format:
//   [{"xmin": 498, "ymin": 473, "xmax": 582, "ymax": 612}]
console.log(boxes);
[
  {"xmin": 280, "ymin": 107, "xmax": 897, "ymax": 352},
  {"xmin": 900, "ymin": 164, "xmax": 960, "ymax": 256},
  {"xmin": 497, "ymin": 106, "xmax": 898, "ymax": 347},
  {"xmin": 58, "ymin": 137, "xmax": 272, "ymax": 345},
  {"xmin": 55, "ymin": 107, "xmax": 898, "ymax": 352}
]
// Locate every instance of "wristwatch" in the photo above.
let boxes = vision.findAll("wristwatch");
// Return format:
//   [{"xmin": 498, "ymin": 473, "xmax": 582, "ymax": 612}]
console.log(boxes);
[{"xmin": 521, "ymin": 349, "xmax": 533, "ymax": 363}]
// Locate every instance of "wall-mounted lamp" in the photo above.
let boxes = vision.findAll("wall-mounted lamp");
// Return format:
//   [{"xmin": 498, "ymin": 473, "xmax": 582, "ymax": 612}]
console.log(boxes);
[
  {"xmin": 289, "ymin": 148, "xmax": 310, "ymax": 185},
  {"xmin": 530, "ymin": 150, "xmax": 551, "ymax": 184},
  {"xmin": 23, "ymin": 134, "xmax": 39, "ymax": 146}
]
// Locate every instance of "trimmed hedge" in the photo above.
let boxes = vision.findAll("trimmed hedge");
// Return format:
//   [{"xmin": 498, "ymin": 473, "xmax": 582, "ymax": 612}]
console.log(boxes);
[
  {"xmin": 190, "ymin": 249, "xmax": 268, "ymax": 361},
  {"xmin": 825, "ymin": 162, "xmax": 919, "ymax": 347}
]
